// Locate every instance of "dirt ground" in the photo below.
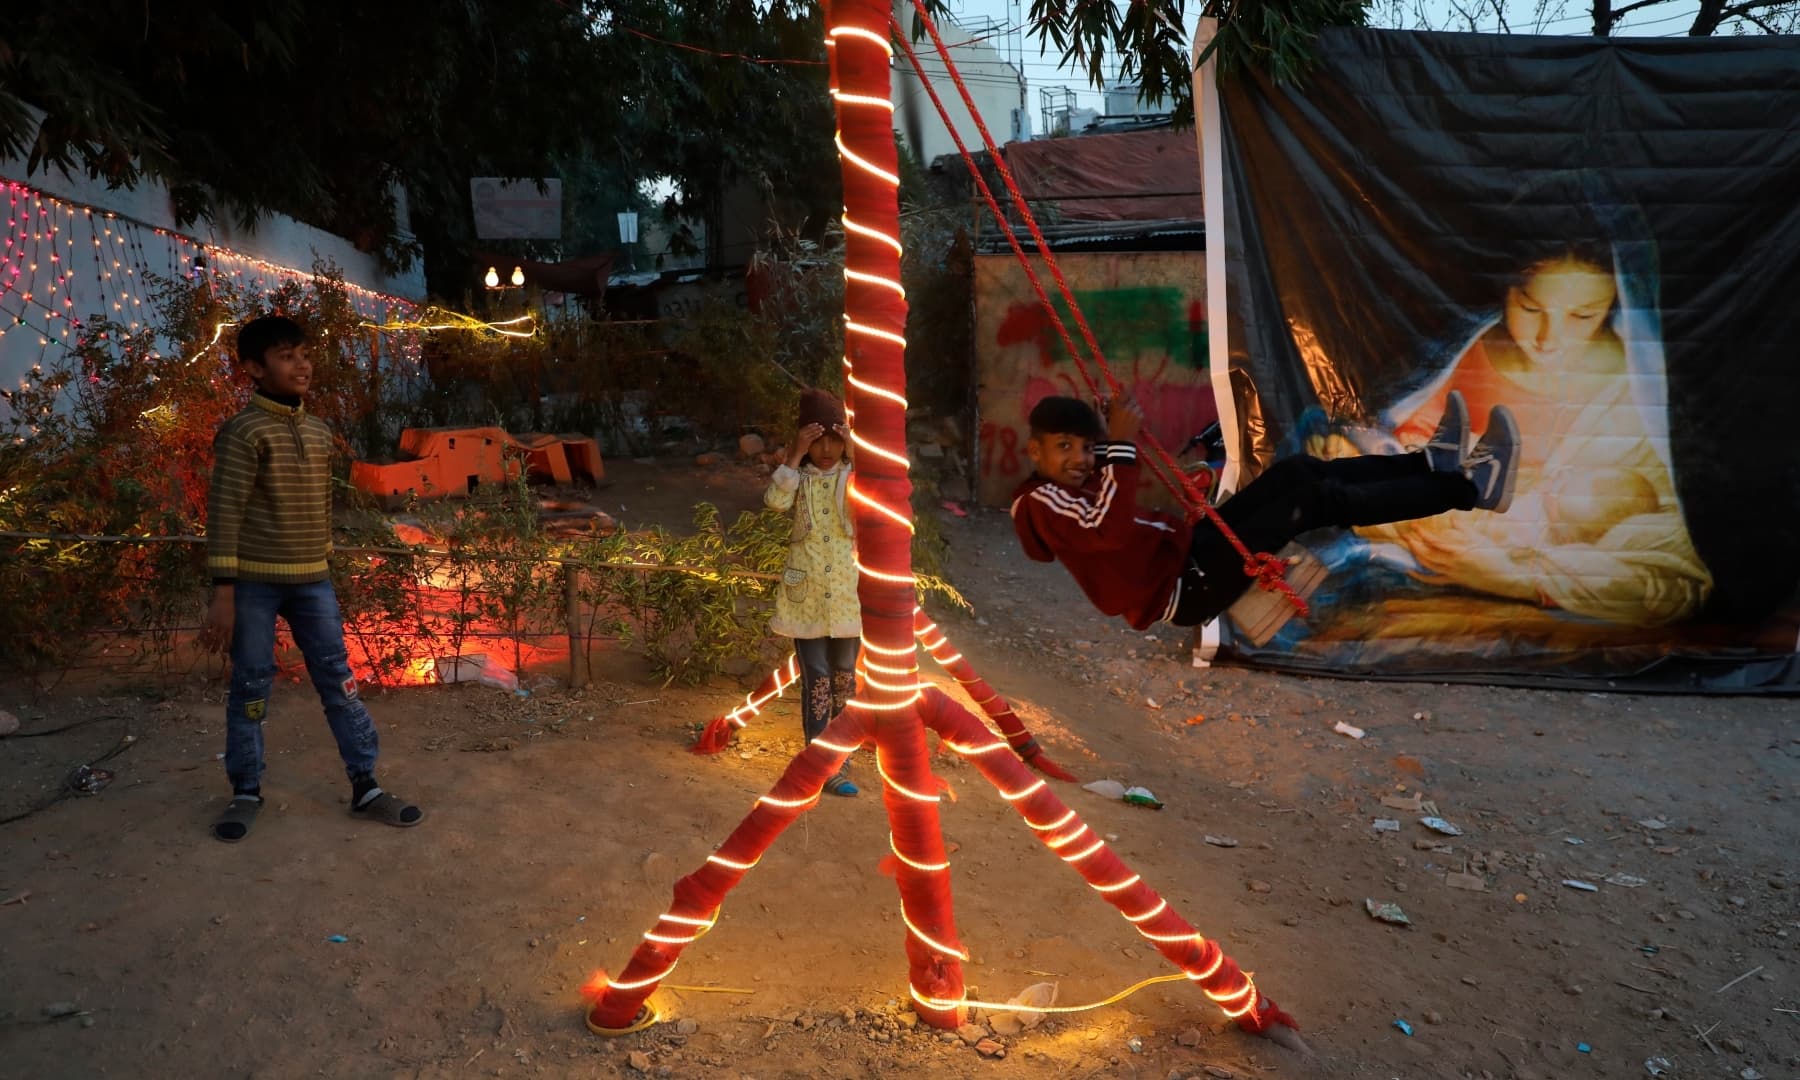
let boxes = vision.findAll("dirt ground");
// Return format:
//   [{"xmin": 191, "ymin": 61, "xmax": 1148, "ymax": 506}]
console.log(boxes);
[{"xmin": 2, "ymin": 456, "xmax": 1798, "ymax": 1080}]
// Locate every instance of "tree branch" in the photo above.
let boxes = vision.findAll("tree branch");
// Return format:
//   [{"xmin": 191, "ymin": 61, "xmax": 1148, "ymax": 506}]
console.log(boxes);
[
  {"xmin": 1729, "ymin": 7, "xmax": 1783, "ymax": 29},
  {"xmin": 1606, "ymin": 0, "xmax": 1673, "ymax": 21},
  {"xmin": 1718, "ymin": 0, "xmax": 1795, "ymax": 17}
]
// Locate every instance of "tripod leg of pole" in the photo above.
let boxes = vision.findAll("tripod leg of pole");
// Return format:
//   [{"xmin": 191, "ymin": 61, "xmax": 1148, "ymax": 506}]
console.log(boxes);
[
  {"xmin": 586, "ymin": 708, "xmax": 871, "ymax": 1032},
  {"xmin": 692, "ymin": 653, "xmax": 801, "ymax": 754},
  {"xmin": 868, "ymin": 701, "xmax": 968, "ymax": 1029},
  {"xmin": 915, "ymin": 688, "xmax": 1301, "ymax": 1039},
  {"xmin": 914, "ymin": 608, "xmax": 1077, "ymax": 781}
]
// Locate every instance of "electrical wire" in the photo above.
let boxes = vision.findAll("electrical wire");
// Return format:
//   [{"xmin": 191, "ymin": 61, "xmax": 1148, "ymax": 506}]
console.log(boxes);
[{"xmin": 0, "ymin": 716, "xmax": 136, "ymax": 826}]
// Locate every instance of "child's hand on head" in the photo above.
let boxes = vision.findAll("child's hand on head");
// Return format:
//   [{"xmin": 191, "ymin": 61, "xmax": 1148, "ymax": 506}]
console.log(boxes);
[
  {"xmin": 788, "ymin": 423, "xmax": 825, "ymax": 468},
  {"xmin": 1105, "ymin": 393, "xmax": 1143, "ymax": 442}
]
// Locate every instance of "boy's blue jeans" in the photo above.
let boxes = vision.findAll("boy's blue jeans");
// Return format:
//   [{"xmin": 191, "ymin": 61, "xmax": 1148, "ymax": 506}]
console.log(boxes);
[{"xmin": 225, "ymin": 579, "xmax": 379, "ymax": 791}]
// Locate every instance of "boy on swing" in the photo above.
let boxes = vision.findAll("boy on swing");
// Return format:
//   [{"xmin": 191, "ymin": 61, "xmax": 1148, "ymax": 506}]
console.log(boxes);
[{"xmin": 1010, "ymin": 391, "xmax": 1518, "ymax": 632}]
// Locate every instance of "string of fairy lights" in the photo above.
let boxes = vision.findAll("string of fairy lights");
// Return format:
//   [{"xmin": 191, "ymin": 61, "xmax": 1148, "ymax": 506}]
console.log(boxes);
[
  {"xmin": 0, "ymin": 177, "xmax": 552, "ymax": 435},
  {"xmin": 0, "ymin": 176, "xmax": 425, "ymax": 393},
  {"xmin": 1, "ymin": 178, "xmax": 418, "ymax": 348}
]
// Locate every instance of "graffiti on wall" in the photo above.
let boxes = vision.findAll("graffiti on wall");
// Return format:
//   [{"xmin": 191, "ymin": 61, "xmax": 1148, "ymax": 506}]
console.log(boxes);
[{"xmin": 973, "ymin": 252, "xmax": 1214, "ymax": 506}]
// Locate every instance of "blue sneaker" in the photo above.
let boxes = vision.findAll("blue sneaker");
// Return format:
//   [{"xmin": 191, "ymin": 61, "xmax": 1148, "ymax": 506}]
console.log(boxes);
[
  {"xmin": 824, "ymin": 764, "xmax": 859, "ymax": 798},
  {"xmin": 1466, "ymin": 405, "xmax": 1520, "ymax": 513},
  {"xmin": 1423, "ymin": 390, "xmax": 1470, "ymax": 474}
]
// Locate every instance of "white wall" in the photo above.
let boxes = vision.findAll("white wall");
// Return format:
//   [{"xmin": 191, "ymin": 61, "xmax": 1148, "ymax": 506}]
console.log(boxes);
[
  {"xmin": 892, "ymin": 17, "xmax": 1027, "ymax": 166},
  {"xmin": 0, "ymin": 142, "xmax": 425, "ymax": 393}
]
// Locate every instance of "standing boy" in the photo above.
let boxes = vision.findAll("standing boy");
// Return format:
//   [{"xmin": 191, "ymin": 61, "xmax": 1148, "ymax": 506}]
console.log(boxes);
[
  {"xmin": 201, "ymin": 315, "xmax": 423, "ymax": 842},
  {"xmin": 1010, "ymin": 391, "xmax": 1517, "ymax": 630}
]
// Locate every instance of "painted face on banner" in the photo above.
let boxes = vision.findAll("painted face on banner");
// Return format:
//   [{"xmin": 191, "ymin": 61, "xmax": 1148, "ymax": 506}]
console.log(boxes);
[{"xmin": 1503, "ymin": 257, "xmax": 1617, "ymax": 371}]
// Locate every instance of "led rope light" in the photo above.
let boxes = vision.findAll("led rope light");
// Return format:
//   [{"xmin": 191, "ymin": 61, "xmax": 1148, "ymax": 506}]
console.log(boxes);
[
  {"xmin": 829, "ymin": 91, "xmax": 896, "ymax": 112},
  {"xmin": 833, "ymin": 136, "xmax": 901, "ymax": 188},
  {"xmin": 998, "ymin": 778, "xmax": 1046, "ymax": 802},
  {"xmin": 756, "ymin": 792, "xmax": 821, "ymax": 810},
  {"xmin": 860, "ymin": 636, "xmax": 917, "ymax": 658},
  {"xmin": 1187, "ymin": 950, "xmax": 1227, "ymax": 981},
  {"xmin": 606, "ymin": 962, "xmax": 678, "ymax": 992},
  {"xmin": 848, "ymin": 482, "xmax": 916, "ymax": 530},
  {"xmin": 842, "ymin": 315, "xmax": 907, "ymax": 347},
  {"xmin": 1060, "ymin": 838, "xmax": 1107, "ymax": 863},
  {"xmin": 854, "ymin": 557, "xmax": 917, "ymax": 585},
  {"xmin": 910, "ymin": 972, "xmax": 1191, "ymax": 1017},
  {"xmin": 846, "ymin": 371, "xmax": 907, "ymax": 406},
  {"xmin": 844, "ymin": 267, "xmax": 905, "ymax": 299},
  {"xmin": 875, "ymin": 753, "xmax": 941, "ymax": 802},
  {"xmin": 860, "ymin": 670, "xmax": 923, "ymax": 695},
  {"xmin": 845, "ymin": 689, "xmax": 922, "ymax": 711},
  {"xmin": 942, "ymin": 739, "xmax": 1008, "ymax": 756},
  {"xmin": 705, "ymin": 853, "xmax": 759, "ymax": 872},
  {"xmin": 827, "ymin": 25, "xmax": 892, "ymax": 55},
  {"xmin": 1027, "ymin": 809, "xmax": 1078, "ymax": 833},
  {"xmin": 899, "ymin": 904, "xmax": 968, "ymax": 960},
  {"xmin": 842, "ymin": 214, "xmax": 903, "ymax": 254},
  {"xmin": 888, "ymin": 833, "xmax": 951, "ymax": 872}
]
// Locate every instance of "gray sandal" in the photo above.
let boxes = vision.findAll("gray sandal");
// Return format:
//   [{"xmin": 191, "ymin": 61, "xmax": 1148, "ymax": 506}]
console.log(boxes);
[
  {"xmin": 212, "ymin": 796, "xmax": 262, "ymax": 843},
  {"xmin": 350, "ymin": 790, "xmax": 423, "ymax": 827}
]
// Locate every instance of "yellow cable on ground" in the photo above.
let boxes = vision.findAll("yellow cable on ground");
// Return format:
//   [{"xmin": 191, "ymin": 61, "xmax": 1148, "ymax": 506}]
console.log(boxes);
[{"xmin": 914, "ymin": 972, "xmax": 1190, "ymax": 1015}]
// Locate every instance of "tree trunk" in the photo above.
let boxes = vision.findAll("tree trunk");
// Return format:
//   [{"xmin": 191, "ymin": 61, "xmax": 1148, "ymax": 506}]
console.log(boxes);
[
  {"xmin": 1592, "ymin": 0, "xmax": 1612, "ymax": 35},
  {"xmin": 1689, "ymin": 0, "xmax": 1728, "ymax": 33}
]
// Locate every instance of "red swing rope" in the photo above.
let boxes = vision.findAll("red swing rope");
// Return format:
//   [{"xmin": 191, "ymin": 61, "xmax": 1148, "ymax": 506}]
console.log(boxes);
[{"xmin": 893, "ymin": 8, "xmax": 1305, "ymax": 615}]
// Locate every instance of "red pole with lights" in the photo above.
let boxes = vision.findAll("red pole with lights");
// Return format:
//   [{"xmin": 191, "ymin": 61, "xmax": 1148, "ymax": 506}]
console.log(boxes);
[
  {"xmin": 586, "ymin": 0, "xmax": 1300, "ymax": 1045},
  {"xmin": 828, "ymin": 0, "xmax": 968, "ymax": 1026}
]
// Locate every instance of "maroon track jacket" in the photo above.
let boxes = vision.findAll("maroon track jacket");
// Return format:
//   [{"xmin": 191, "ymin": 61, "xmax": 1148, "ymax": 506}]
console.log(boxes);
[{"xmin": 1009, "ymin": 442, "xmax": 1192, "ymax": 630}]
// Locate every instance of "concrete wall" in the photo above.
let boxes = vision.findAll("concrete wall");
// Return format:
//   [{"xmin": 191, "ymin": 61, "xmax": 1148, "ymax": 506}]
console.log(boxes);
[
  {"xmin": 0, "ymin": 149, "xmax": 425, "ymax": 391},
  {"xmin": 892, "ymin": 18, "xmax": 1026, "ymax": 167},
  {"xmin": 973, "ymin": 251, "xmax": 1215, "ymax": 507}
]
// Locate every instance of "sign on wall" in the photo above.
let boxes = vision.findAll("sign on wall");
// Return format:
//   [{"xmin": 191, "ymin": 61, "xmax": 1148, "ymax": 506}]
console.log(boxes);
[{"xmin": 470, "ymin": 178, "xmax": 563, "ymax": 241}]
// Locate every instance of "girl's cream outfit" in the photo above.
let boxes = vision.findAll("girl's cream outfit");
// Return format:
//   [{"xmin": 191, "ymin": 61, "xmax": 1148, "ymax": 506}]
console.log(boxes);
[{"xmin": 765, "ymin": 460, "xmax": 861, "ymax": 639}]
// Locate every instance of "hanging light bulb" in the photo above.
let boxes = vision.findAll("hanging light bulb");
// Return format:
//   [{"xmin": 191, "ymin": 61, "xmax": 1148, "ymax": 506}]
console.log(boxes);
[
  {"xmin": 510, "ymin": 265, "xmax": 525, "ymax": 287},
  {"xmin": 484, "ymin": 266, "xmax": 500, "ymax": 289}
]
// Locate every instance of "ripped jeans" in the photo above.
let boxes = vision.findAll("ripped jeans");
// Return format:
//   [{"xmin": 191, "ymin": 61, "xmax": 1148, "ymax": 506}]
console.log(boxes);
[
  {"xmin": 224, "ymin": 579, "xmax": 380, "ymax": 791},
  {"xmin": 792, "ymin": 636, "xmax": 860, "ymax": 743}
]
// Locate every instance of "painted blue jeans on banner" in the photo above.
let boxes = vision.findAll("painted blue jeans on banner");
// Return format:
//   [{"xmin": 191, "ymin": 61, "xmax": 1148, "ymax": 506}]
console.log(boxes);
[{"xmin": 225, "ymin": 579, "xmax": 379, "ymax": 789}]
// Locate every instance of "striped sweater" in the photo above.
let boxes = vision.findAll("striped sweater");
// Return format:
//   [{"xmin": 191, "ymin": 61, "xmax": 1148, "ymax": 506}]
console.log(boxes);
[
  {"xmin": 1009, "ymin": 441, "xmax": 1193, "ymax": 630},
  {"xmin": 206, "ymin": 392, "xmax": 335, "ymax": 584}
]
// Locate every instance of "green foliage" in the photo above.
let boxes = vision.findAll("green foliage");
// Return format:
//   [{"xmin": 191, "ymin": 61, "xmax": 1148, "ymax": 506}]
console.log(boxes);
[
  {"xmin": 571, "ymin": 502, "xmax": 789, "ymax": 685},
  {"xmin": 665, "ymin": 297, "xmax": 803, "ymax": 439},
  {"xmin": 1016, "ymin": 0, "xmax": 1370, "ymax": 124},
  {"xmin": 900, "ymin": 209, "xmax": 975, "ymax": 420}
]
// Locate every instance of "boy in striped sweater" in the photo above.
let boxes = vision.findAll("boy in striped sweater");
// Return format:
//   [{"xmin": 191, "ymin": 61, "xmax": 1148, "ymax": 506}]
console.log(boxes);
[
  {"xmin": 1010, "ymin": 393, "xmax": 1517, "ymax": 632},
  {"xmin": 201, "ymin": 315, "xmax": 423, "ymax": 842}
]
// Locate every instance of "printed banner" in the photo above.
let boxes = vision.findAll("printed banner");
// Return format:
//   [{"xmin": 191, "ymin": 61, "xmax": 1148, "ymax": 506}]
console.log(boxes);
[
  {"xmin": 974, "ymin": 251, "xmax": 1215, "ymax": 509},
  {"xmin": 1203, "ymin": 28, "xmax": 1800, "ymax": 688}
]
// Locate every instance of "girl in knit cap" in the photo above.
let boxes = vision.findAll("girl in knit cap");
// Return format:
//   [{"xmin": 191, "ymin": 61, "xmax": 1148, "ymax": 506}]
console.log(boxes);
[{"xmin": 764, "ymin": 388, "xmax": 860, "ymax": 796}]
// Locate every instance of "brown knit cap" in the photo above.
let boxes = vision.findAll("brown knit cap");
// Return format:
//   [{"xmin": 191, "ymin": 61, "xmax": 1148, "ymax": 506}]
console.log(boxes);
[{"xmin": 796, "ymin": 388, "xmax": 846, "ymax": 431}]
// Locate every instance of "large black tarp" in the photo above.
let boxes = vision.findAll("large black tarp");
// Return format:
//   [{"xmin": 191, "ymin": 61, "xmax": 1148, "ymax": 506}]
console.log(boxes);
[{"xmin": 1210, "ymin": 29, "xmax": 1800, "ymax": 690}]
